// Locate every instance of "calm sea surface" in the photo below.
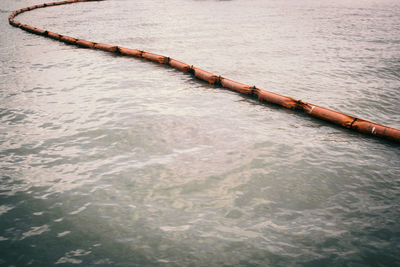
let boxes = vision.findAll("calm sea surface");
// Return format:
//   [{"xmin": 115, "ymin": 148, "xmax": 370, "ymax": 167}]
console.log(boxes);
[{"xmin": 1, "ymin": 0, "xmax": 400, "ymax": 266}]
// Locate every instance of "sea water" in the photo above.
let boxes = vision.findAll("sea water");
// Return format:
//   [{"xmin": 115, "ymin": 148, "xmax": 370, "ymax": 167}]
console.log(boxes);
[{"xmin": 0, "ymin": 0, "xmax": 399, "ymax": 265}]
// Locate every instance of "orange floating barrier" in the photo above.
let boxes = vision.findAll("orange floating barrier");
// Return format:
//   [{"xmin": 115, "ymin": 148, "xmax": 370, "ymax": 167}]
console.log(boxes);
[
  {"xmin": 142, "ymin": 51, "xmax": 169, "ymax": 64},
  {"xmin": 94, "ymin": 43, "xmax": 118, "ymax": 52},
  {"xmin": 220, "ymin": 78, "xmax": 253, "ymax": 94},
  {"xmin": 58, "ymin": 1, "xmax": 70, "ymax": 4},
  {"xmin": 298, "ymin": 101, "xmax": 400, "ymax": 142},
  {"xmin": 192, "ymin": 67, "xmax": 220, "ymax": 84},
  {"xmin": 34, "ymin": 28, "xmax": 46, "ymax": 35},
  {"xmin": 118, "ymin": 47, "xmax": 142, "ymax": 57},
  {"xmin": 19, "ymin": 24, "xmax": 29, "ymax": 30},
  {"xmin": 169, "ymin": 58, "xmax": 191, "ymax": 72},
  {"xmin": 60, "ymin": 35, "xmax": 77, "ymax": 44},
  {"xmin": 76, "ymin": 39, "xmax": 95, "ymax": 48},
  {"xmin": 299, "ymin": 102, "xmax": 355, "ymax": 128},
  {"xmin": 255, "ymin": 88, "xmax": 298, "ymax": 109},
  {"xmin": 352, "ymin": 120, "xmax": 400, "ymax": 143},
  {"xmin": 47, "ymin": 31, "xmax": 61, "ymax": 40},
  {"xmin": 8, "ymin": 0, "xmax": 400, "ymax": 143}
]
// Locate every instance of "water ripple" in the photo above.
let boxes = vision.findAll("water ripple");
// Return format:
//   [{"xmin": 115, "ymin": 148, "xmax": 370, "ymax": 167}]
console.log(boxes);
[{"xmin": 1, "ymin": 0, "xmax": 400, "ymax": 266}]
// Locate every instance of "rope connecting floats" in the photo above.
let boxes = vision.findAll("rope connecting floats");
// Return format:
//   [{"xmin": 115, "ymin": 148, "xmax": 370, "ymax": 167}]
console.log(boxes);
[{"xmin": 8, "ymin": 0, "xmax": 400, "ymax": 144}]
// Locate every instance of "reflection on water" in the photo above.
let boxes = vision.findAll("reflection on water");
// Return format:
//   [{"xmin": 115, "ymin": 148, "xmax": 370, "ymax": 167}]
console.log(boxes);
[{"xmin": 1, "ymin": 0, "xmax": 400, "ymax": 265}]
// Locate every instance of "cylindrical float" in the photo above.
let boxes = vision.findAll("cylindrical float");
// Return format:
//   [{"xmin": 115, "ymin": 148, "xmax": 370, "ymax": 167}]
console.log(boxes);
[
  {"xmin": 142, "ymin": 51, "xmax": 169, "ymax": 64},
  {"xmin": 220, "ymin": 78, "xmax": 253, "ymax": 94},
  {"xmin": 192, "ymin": 67, "xmax": 220, "ymax": 85},
  {"xmin": 352, "ymin": 119, "xmax": 400, "ymax": 143},
  {"xmin": 60, "ymin": 35, "xmax": 77, "ymax": 44},
  {"xmin": 76, "ymin": 39, "xmax": 95, "ymax": 48},
  {"xmin": 255, "ymin": 88, "xmax": 298, "ymax": 109},
  {"xmin": 47, "ymin": 31, "xmax": 61, "ymax": 40},
  {"xmin": 169, "ymin": 59, "xmax": 191, "ymax": 72},
  {"xmin": 94, "ymin": 43, "xmax": 118, "ymax": 52},
  {"xmin": 118, "ymin": 47, "xmax": 142, "ymax": 57}
]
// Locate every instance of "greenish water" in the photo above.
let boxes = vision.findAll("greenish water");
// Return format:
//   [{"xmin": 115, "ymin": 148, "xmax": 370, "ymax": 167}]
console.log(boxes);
[{"xmin": 1, "ymin": 0, "xmax": 399, "ymax": 266}]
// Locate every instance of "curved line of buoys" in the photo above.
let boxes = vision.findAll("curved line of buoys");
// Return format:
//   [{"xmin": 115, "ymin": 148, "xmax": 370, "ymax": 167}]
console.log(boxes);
[{"xmin": 8, "ymin": 0, "xmax": 400, "ymax": 144}]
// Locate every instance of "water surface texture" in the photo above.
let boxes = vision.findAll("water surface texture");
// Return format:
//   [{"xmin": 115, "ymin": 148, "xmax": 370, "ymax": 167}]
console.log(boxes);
[{"xmin": 1, "ymin": 0, "xmax": 400, "ymax": 266}]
